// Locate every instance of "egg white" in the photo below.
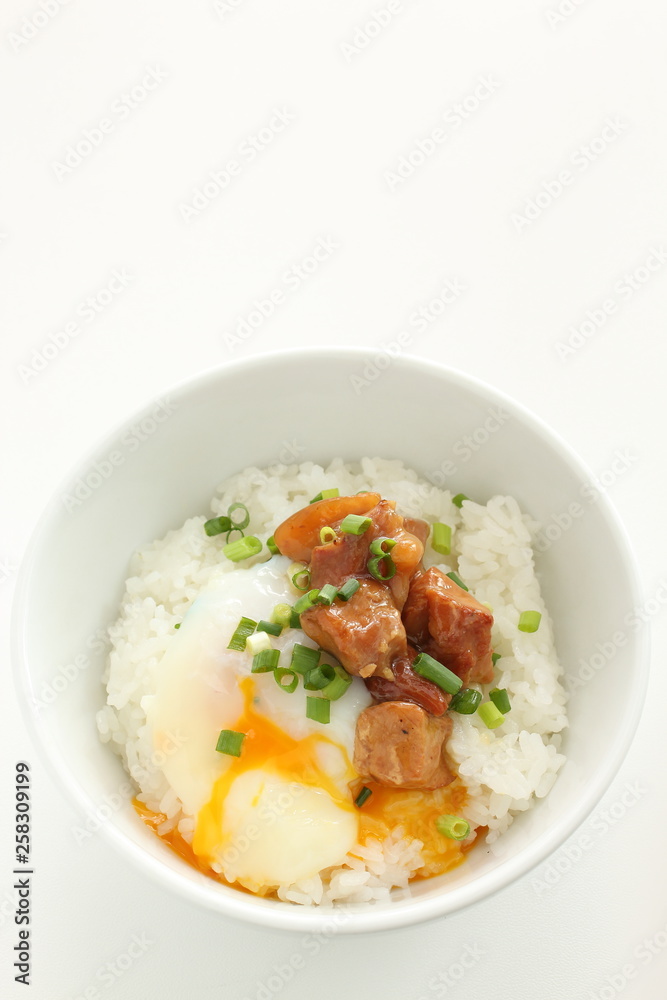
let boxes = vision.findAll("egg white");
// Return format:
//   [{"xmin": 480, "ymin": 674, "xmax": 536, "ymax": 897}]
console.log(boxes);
[{"xmin": 146, "ymin": 555, "xmax": 372, "ymax": 885}]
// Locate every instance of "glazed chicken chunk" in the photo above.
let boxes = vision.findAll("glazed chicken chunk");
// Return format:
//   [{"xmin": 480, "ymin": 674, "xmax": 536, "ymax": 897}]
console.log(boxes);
[{"xmin": 353, "ymin": 701, "xmax": 454, "ymax": 789}]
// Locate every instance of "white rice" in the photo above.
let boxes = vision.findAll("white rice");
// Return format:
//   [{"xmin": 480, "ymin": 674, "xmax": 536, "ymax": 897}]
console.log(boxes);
[{"xmin": 97, "ymin": 458, "xmax": 567, "ymax": 904}]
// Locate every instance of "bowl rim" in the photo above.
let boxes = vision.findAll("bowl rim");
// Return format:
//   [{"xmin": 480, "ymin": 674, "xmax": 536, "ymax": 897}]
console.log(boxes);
[{"xmin": 11, "ymin": 347, "xmax": 650, "ymax": 932}]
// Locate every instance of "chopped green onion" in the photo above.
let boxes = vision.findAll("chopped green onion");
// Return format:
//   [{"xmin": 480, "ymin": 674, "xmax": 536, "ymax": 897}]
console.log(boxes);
[
  {"xmin": 369, "ymin": 536, "xmax": 397, "ymax": 556},
  {"xmin": 435, "ymin": 814, "xmax": 470, "ymax": 840},
  {"xmin": 215, "ymin": 730, "xmax": 245, "ymax": 756},
  {"xmin": 274, "ymin": 668, "xmax": 298, "ymax": 694},
  {"xmin": 337, "ymin": 578, "xmax": 360, "ymax": 601},
  {"xmin": 256, "ymin": 619, "xmax": 283, "ymax": 636},
  {"xmin": 309, "ymin": 488, "xmax": 339, "ymax": 504},
  {"xmin": 173, "ymin": 623, "xmax": 181, "ymax": 629},
  {"xmin": 518, "ymin": 610, "xmax": 542, "ymax": 633},
  {"xmin": 266, "ymin": 535, "xmax": 280, "ymax": 555},
  {"xmin": 355, "ymin": 786, "xmax": 372, "ymax": 808},
  {"xmin": 489, "ymin": 688, "xmax": 511, "ymax": 714},
  {"xmin": 340, "ymin": 514, "xmax": 371, "ymax": 535},
  {"xmin": 431, "ymin": 522, "xmax": 451, "ymax": 555},
  {"xmin": 251, "ymin": 648, "xmax": 280, "ymax": 673},
  {"xmin": 449, "ymin": 688, "xmax": 482, "ymax": 714},
  {"xmin": 303, "ymin": 663, "xmax": 336, "ymax": 691},
  {"xmin": 321, "ymin": 662, "xmax": 353, "ymax": 701},
  {"xmin": 270, "ymin": 604, "xmax": 292, "ymax": 627},
  {"xmin": 452, "ymin": 493, "xmax": 469, "ymax": 508},
  {"xmin": 306, "ymin": 696, "xmax": 330, "ymax": 724},
  {"xmin": 223, "ymin": 535, "xmax": 262, "ymax": 562},
  {"xmin": 289, "ymin": 609, "xmax": 301, "ymax": 629},
  {"xmin": 289, "ymin": 563, "xmax": 311, "ymax": 591},
  {"xmin": 319, "ymin": 526, "xmax": 337, "ymax": 544},
  {"xmin": 412, "ymin": 652, "xmax": 462, "ymax": 695},
  {"xmin": 204, "ymin": 515, "xmax": 232, "ymax": 537},
  {"xmin": 227, "ymin": 616, "xmax": 257, "ymax": 651},
  {"xmin": 227, "ymin": 502, "xmax": 250, "ymax": 530},
  {"xmin": 225, "ymin": 527, "xmax": 244, "ymax": 544},
  {"xmin": 245, "ymin": 631, "xmax": 272, "ymax": 655},
  {"xmin": 314, "ymin": 583, "xmax": 338, "ymax": 606},
  {"xmin": 293, "ymin": 589, "xmax": 320, "ymax": 614},
  {"xmin": 290, "ymin": 643, "xmax": 320, "ymax": 674},
  {"xmin": 367, "ymin": 555, "xmax": 396, "ymax": 582},
  {"xmin": 446, "ymin": 570, "xmax": 469, "ymax": 592},
  {"xmin": 478, "ymin": 701, "xmax": 505, "ymax": 729},
  {"xmin": 491, "ymin": 652, "xmax": 502, "ymax": 666}
]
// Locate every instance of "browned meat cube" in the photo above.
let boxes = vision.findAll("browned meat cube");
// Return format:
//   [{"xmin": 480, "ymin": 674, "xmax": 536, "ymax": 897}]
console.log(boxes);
[
  {"xmin": 353, "ymin": 701, "xmax": 454, "ymax": 789},
  {"xmin": 300, "ymin": 579, "xmax": 407, "ymax": 679},
  {"xmin": 403, "ymin": 567, "xmax": 494, "ymax": 685},
  {"xmin": 308, "ymin": 499, "xmax": 424, "ymax": 610}
]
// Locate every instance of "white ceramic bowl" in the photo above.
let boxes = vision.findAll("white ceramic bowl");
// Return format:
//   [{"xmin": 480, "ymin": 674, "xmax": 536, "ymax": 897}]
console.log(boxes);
[{"xmin": 12, "ymin": 349, "xmax": 647, "ymax": 932}]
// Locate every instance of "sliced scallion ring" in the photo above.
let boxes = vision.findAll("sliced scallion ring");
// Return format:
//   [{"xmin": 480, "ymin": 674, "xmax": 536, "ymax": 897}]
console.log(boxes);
[
  {"xmin": 435, "ymin": 814, "xmax": 470, "ymax": 840},
  {"xmin": 412, "ymin": 652, "xmax": 462, "ymax": 695},
  {"xmin": 224, "ymin": 535, "xmax": 263, "ymax": 561},
  {"xmin": 274, "ymin": 668, "xmax": 298, "ymax": 694},
  {"xmin": 309, "ymin": 488, "xmax": 339, "ymax": 504},
  {"xmin": 227, "ymin": 616, "xmax": 257, "ymax": 651},
  {"xmin": 227, "ymin": 502, "xmax": 250, "ymax": 530},
  {"xmin": 306, "ymin": 696, "xmax": 330, "ymax": 724},
  {"xmin": 215, "ymin": 730, "xmax": 245, "ymax": 756},
  {"xmin": 204, "ymin": 515, "xmax": 232, "ymax": 537}
]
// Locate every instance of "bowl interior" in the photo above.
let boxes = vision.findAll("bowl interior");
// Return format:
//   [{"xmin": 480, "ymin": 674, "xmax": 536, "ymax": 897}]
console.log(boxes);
[{"xmin": 12, "ymin": 350, "xmax": 646, "ymax": 931}]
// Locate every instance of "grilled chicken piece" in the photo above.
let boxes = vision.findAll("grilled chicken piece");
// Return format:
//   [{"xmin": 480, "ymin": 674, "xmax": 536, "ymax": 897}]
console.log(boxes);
[
  {"xmin": 402, "ymin": 567, "xmax": 494, "ymax": 685},
  {"xmin": 403, "ymin": 516, "xmax": 430, "ymax": 548},
  {"xmin": 364, "ymin": 644, "xmax": 449, "ymax": 716},
  {"xmin": 307, "ymin": 499, "xmax": 424, "ymax": 611},
  {"xmin": 273, "ymin": 492, "xmax": 380, "ymax": 564},
  {"xmin": 300, "ymin": 579, "xmax": 407, "ymax": 679},
  {"xmin": 353, "ymin": 701, "xmax": 454, "ymax": 789}
]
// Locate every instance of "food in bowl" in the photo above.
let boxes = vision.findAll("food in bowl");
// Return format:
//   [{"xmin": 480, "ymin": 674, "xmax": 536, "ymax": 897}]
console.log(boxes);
[{"xmin": 97, "ymin": 457, "xmax": 567, "ymax": 905}]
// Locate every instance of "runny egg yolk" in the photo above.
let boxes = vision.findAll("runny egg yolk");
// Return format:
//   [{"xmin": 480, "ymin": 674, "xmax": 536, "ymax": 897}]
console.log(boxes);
[{"xmin": 191, "ymin": 677, "xmax": 359, "ymax": 888}]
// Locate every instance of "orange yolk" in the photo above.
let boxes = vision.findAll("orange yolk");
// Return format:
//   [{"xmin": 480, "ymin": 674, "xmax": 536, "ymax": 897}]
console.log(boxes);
[
  {"xmin": 193, "ymin": 677, "xmax": 356, "ymax": 865},
  {"xmin": 135, "ymin": 676, "xmax": 478, "ymax": 890}
]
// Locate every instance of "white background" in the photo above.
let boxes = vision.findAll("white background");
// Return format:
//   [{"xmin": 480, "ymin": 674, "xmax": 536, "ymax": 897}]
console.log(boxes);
[{"xmin": 1, "ymin": 1, "xmax": 666, "ymax": 998}]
